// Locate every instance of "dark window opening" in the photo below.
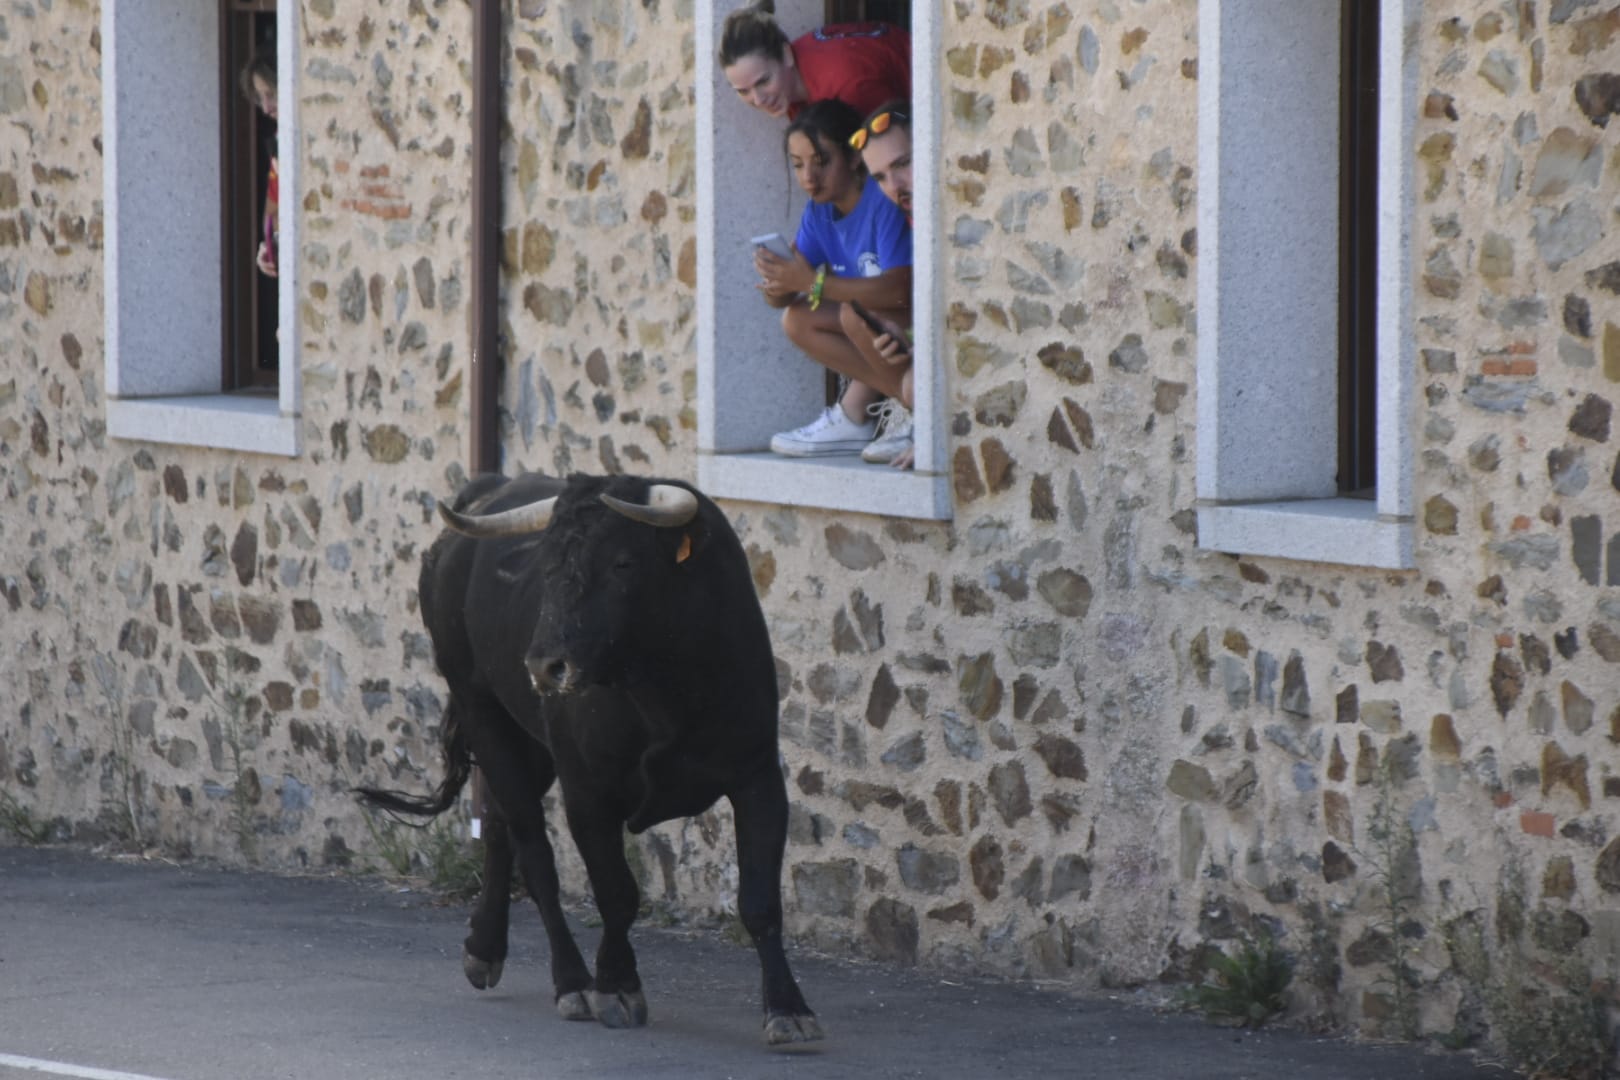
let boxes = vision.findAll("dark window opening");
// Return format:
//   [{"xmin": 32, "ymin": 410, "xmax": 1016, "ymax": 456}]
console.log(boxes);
[
  {"xmin": 1338, "ymin": 0, "xmax": 1378, "ymax": 497},
  {"xmin": 221, "ymin": 1, "xmax": 278, "ymax": 392},
  {"xmin": 825, "ymin": 0, "xmax": 910, "ymax": 27}
]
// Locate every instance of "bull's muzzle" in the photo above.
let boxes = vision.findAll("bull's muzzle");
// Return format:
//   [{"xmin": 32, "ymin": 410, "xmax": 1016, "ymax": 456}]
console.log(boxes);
[{"xmin": 525, "ymin": 654, "xmax": 581, "ymax": 695}]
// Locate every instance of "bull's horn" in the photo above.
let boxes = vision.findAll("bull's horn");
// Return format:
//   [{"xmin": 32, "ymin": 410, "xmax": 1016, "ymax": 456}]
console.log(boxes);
[
  {"xmin": 437, "ymin": 495, "xmax": 558, "ymax": 537},
  {"xmin": 600, "ymin": 484, "xmax": 699, "ymax": 527}
]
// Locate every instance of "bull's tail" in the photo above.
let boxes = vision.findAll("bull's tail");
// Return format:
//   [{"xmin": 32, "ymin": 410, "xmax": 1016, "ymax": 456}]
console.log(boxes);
[{"xmin": 353, "ymin": 699, "xmax": 473, "ymax": 819}]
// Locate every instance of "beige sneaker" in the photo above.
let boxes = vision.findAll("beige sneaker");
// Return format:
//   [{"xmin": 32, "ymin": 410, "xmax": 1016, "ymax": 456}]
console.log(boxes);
[{"xmin": 861, "ymin": 400, "xmax": 914, "ymax": 464}]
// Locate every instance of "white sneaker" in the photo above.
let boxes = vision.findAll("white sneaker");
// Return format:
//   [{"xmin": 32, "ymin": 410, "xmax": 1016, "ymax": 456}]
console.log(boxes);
[
  {"xmin": 770, "ymin": 404, "xmax": 877, "ymax": 456},
  {"xmin": 861, "ymin": 400, "xmax": 914, "ymax": 464}
]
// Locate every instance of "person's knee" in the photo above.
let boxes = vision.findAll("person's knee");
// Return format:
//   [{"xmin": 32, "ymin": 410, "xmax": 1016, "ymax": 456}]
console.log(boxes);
[{"xmin": 781, "ymin": 303, "xmax": 811, "ymax": 346}]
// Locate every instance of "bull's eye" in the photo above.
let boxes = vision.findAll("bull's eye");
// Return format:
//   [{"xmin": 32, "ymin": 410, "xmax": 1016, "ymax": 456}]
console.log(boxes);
[{"xmin": 612, "ymin": 554, "xmax": 634, "ymax": 572}]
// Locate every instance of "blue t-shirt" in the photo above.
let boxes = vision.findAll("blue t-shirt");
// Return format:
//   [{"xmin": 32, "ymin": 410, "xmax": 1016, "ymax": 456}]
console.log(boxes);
[{"xmin": 794, "ymin": 176, "xmax": 911, "ymax": 279}]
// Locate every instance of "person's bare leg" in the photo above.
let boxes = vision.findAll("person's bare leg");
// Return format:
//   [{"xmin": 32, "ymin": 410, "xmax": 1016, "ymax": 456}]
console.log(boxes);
[
  {"xmin": 839, "ymin": 303, "xmax": 913, "ymax": 410},
  {"xmin": 783, "ymin": 302, "xmax": 905, "ymax": 408}
]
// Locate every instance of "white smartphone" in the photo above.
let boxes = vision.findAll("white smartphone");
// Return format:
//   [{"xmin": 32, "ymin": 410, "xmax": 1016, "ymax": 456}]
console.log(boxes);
[{"xmin": 750, "ymin": 232, "xmax": 794, "ymax": 261}]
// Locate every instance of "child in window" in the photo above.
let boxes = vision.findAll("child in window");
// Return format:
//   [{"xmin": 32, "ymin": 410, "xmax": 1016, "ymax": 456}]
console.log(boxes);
[
  {"xmin": 239, "ymin": 55, "xmax": 278, "ymax": 278},
  {"xmin": 753, "ymin": 99, "xmax": 912, "ymax": 457},
  {"xmin": 719, "ymin": 1, "xmax": 910, "ymax": 122}
]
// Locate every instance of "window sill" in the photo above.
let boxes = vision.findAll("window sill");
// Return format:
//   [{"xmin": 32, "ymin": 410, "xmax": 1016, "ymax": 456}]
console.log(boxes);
[
  {"xmin": 1197, "ymin": 498, "xmax": 1414, "ymax": 569},
  {"xmin": 699, "ymin": 452, "xmax": 952, "ymax": 521},
  {"xmin": 107, "ymin": 394, "xmax": 300, "ymax": 457}
]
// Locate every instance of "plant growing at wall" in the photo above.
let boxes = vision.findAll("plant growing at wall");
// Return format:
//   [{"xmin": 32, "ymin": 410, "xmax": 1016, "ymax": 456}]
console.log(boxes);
[
  {"xmin": 1295, "ymin": 899, "xmax": 1346, "ymax": 1029},
  {"xmin": 1181, "ymin": 931, "xmax": 1295, "ymax": 1027},
  {"xmin": 358, "ymin": 808, "xmax": 418, "ymax": 877},
  {"xmin": 357, "ymin": 808, "xmax": 484, "ymax": 900},
  {"xmin": 1444, "ymin": 899, "xmax": 1614, "ymax": 1079},
  {"xmin": 420, "ymin": 818, "xmax": 484, "ymax": 900},
  {"xmin": 89, "ymin": 652, "xmax": 141, "ymax": 847},
  {"xmin": 1354, "ymin": 758, "xmax": 1423, "ymax": 1040},
  {"xmin": 217, "ymin": 680, "xmax": 259, "ymax": 862},
  {"xmin": 0, "ymin": 789, "xmax": 54, "ymax": 845}
]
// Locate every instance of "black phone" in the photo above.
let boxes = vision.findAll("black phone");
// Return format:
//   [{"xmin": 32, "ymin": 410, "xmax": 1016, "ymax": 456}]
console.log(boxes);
[{"xmin": 847, "ymin": 301, "xmax": 909, "ymax": 355}]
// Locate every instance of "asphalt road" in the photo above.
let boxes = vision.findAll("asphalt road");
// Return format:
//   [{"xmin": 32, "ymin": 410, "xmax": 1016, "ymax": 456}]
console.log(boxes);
[{"xmin": 0, "ymin": 845, "xmax": 1514, "ymax": 1080}]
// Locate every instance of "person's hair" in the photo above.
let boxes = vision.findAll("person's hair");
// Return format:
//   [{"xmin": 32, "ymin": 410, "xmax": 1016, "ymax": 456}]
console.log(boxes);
[
  {"xmin": 861, "ymin": 99, "xmax": 912, "ymax": 138},
  {"xmin": 238, "ymin": 55, "xmax": 276, "ymax": 106},
  {"xmin": 784, "ymin": 99, "xmax": 864, "ymax": 166},
  {"xmin": 718, "ymin": 1, "xmax": 790, "ymax": 68}
]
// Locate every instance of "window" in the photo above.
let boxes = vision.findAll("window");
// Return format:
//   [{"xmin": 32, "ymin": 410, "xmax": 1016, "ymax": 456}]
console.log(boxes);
[
  {"xmin": 1338, "ymin": 0, "xmax": 1378, "ymax": 497},
  {"xmin": 1194, "ymin": 0, "xmax": 1415, "ymax": 568},
  {"xmin": 695, "ymin": 0, "xmax": 950, "ymax": 520},
  {"xmin": 222, "ymin": 1, "xmax": 280, "ymax": 392},
  {"xmin": 102, "ymin": 0, "xmax": 301, "ymax": 456}
]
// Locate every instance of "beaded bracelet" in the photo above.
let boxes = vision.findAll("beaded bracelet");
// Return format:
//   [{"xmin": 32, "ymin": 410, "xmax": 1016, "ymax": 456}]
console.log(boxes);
[{"xmin": 808, "ymin": 264, "xmax": 827, "ymax": 311}]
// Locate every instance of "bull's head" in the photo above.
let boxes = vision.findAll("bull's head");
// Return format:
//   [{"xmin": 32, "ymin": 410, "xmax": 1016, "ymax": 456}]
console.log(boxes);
[{"xmin": 440, "ymin": 483, "xmax": 702, "ymax": 696}]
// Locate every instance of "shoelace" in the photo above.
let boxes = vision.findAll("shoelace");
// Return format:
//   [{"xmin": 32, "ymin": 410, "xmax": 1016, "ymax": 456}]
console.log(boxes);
[
  {"xmin": 867, "ymin": 400, "xmax": 909, "ymax": 440},
  {"xmin": 792, "ymin": 406, "xmax": 846, "ymax": 438}
]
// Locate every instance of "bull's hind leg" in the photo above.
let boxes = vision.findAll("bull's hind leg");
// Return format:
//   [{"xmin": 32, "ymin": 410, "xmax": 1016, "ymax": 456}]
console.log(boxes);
[
  {"xmin": 462, "ymin": 808, "xmax": 513, "ymax": 989},
  {"xmin": 561, "ymin": 802, "xmax": 648, "ymax": 1029},
  {"xmin": 464, "ymin": 703, "xmax": 594, "ymax": 1021},
  {"xmin": 729, "ymin": 763, "xmax": 823, "ymax": 1045}
]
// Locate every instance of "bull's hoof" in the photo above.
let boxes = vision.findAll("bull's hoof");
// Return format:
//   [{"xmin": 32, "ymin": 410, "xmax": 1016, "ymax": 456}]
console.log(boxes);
[
  {"xmin": 556, "ymin": 990, "xmax": 594, "ymax": 1021},
  {"xmin": 764, "ymin": 1011, "xmax": 825, "ymax": 1046},
  {"xmin": 590, "ymin": 988, "xmax": 649, "ymax": 1029},
  {"xmin": 463, "ymin": 949, "xmax": 504, "ymax": 990}
]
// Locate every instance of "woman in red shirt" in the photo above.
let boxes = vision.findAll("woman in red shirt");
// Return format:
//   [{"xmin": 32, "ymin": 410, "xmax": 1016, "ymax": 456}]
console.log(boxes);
[{"xmin": 719, "ymin": 1, "xmax": 909, "ymax": 121}]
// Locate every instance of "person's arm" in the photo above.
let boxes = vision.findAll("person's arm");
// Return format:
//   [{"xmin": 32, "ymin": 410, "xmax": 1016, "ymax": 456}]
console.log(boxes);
[
  {"xmin": 756, "ymin": 214, "xmax": 830, "ymax": 305},
  {"xmin": 818, "ymin": 265, "xmax": 911, "ymax": 310}
]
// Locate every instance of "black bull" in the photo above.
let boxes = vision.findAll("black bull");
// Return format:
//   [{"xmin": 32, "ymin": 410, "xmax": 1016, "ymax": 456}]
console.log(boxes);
[{"xmin": 358, "ymin": 472, "xmax": 821, "ymax": 1045}]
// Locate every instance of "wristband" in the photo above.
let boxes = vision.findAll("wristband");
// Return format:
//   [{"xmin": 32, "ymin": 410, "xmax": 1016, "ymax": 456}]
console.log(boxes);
[{"xmin": 808, "ymin": 265, "xmax": 827, "ymax": 311}]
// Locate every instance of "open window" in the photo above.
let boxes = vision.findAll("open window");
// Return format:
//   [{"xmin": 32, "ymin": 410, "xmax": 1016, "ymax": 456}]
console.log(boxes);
[
  {"xmin": 695, "ymin": 0, "xmax": 950, "ymax": 520},
  {"xmin": 222, "ymin": 0, "xmax": 280, "ymax": 393},
  {"xmin": 1194, "ymin": 0, "xmax": 1416, "ymax": 567},
  {"xmin": 102, "ymin": 0, "xmax": 301, "ymax": 456}
]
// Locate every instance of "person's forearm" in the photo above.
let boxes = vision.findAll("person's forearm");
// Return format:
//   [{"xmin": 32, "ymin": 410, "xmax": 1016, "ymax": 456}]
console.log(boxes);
[{"xmin": 818, "ymin": 268, "xmax": 912, "ymax": 311}]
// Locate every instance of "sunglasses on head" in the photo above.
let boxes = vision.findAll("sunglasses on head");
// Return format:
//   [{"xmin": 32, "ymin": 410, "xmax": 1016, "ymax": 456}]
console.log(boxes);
[{"xmin": 849, "ymin": 110, "xmax": 907, "ymax": 151}]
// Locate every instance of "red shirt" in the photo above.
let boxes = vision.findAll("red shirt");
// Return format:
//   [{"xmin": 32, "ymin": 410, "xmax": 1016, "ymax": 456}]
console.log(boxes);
[{"xmin": 790, "ymin": 23, "xmax": 911, "ymax": 120}]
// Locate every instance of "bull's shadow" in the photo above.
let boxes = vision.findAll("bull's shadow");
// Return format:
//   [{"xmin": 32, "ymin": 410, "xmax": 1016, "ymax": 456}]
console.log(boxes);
[{"xmin": 358, "ymin": 471, "xmax": 821, "ymax": 1046}]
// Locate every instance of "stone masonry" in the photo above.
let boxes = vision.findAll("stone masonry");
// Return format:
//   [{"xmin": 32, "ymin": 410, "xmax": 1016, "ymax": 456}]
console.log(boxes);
[{"xmin": 1, "ymin": 0, "xmax": 1618, "ymax": 1059}]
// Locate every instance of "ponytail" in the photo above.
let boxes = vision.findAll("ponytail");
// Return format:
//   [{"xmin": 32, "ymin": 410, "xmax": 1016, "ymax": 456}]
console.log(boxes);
[{"xmin": 718, "ymin": 1, "xmax": 790, "ymax": 68}]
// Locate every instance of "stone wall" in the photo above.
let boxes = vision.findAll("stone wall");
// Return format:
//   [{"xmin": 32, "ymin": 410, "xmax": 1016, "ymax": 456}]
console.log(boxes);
[{"xmin": 2, "ymin": 0, "xmax": 1619, "ymax": 1058}]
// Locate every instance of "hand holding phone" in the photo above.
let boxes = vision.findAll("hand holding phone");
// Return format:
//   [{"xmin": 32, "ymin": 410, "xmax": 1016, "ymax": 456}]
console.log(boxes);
[
  {"xmin": 750, "ymin": 232, "xmax": 794, "ymax": 261},
  {"xmin": 847, "ymin": 301, "xmax": 911, "ymax": 358}
]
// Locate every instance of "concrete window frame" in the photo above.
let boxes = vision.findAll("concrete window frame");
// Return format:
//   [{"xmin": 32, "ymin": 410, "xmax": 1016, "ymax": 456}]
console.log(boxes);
[
  {"xmin": 1195, "ymin": 0, "xmax": 1417, "ymax": 569},
  {"xmin": 694, "ymin": 0, "xmax": 951, "ymax": 521},
  {"xmin": 102, "ymin": 2, "xmax": 302, "ymax": 457}
]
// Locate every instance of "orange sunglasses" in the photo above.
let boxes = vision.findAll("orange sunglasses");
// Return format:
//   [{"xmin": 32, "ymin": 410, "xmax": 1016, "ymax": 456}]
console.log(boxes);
[{"xmin": 848, "ymin": 109, "xmax": 908, "ymax": 151}]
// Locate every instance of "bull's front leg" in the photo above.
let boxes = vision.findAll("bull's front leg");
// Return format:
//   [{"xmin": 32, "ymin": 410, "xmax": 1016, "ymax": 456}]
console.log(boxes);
[
  {"xmin": 563, "ymin": 802, "xmax": 648, "ymax": 1029},
  {"xmin": 729, "ymin": 763, "xmax": 823, "ymax": 1045}
]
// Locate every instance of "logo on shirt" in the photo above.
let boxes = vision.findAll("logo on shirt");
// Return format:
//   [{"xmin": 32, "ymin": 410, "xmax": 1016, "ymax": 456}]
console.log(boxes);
[{"xmin": 857, "ymin": 252, "xmax": 882, "ymax": 278}]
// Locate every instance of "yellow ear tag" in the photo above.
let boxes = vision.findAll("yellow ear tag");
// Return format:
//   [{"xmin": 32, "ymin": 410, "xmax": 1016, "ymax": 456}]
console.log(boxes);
[{"xmin": 675, "ymin": 534, "xmax": 692, "ymax": 564}]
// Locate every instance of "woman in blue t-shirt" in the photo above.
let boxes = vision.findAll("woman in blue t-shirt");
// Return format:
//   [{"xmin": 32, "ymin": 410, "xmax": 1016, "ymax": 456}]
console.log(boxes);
[{"xmin": 754, "ymin": 99, "xmax": 912, "ymax": 457}]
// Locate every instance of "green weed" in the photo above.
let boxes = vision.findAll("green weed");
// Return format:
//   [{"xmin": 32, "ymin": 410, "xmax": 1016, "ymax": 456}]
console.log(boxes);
[
  {"xmin": 1445, "ymin": 901, "xmax": 1614, "ymax": 1079},
  {"xmin": 357, "ymin": 810, "xmax": 484, "ymax": 901},
  {"xmin": 1181, "ymin": 931, "xmax": 1295, "ymax": 1027},
  {"xmin": 0, "ymin": 789, "xmax": 55, "ymax": 844},
  {"xmin": 420, "ymin": 819, "xmax": 484, "ymax": 900},
  {"xmin": 1356, "ymin": 757, "xmax": 1423, "ymax": 1040}
]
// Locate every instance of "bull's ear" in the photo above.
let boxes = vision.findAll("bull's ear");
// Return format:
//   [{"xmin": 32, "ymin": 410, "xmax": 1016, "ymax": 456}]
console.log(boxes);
[{"xmin": 671, "ymin": 515, "xmax": 713, "ymax": 567}]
